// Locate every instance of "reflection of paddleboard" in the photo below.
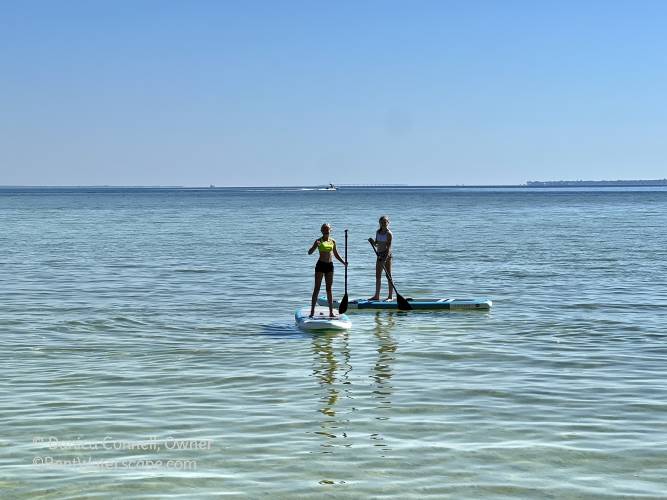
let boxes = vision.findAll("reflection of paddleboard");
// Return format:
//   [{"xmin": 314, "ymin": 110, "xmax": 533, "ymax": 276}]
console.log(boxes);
[
  {"xmin": 318, "ymin": 296, "xmax": 492, "ymax": 310},
  {"xmin": 295, "ymin": 306, "xmax": 352, "ymax": 331}
]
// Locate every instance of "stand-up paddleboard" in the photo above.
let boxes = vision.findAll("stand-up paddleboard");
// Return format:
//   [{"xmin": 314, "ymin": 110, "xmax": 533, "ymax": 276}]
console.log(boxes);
[
  {"xmin": 318, "ymin": 296, "xmax": 492, "ymax": 310},
  {"xmin": 295, "ymin": 306, "xmax": 352, "ymax": 331}
]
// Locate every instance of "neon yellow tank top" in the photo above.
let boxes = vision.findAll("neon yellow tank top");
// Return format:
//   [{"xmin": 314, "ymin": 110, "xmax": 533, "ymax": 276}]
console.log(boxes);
[{"xmin": 318, "ymin": 239, "xmax": 334, "ymax": 252}]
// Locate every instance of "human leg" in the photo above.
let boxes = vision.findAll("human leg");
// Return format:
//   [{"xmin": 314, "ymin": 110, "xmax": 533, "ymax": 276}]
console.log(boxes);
[
  {"xmin": 369, "ymin": 260, "xmax": 382, "ymax": 300},
  {"xmin": 311, "ymin": 272, "xmax": 324, "ymax": 316},
  {"xmin": 324, "ymin": 271, "xmax": 334, "ymax": 316},
  {"xmin": 384, "ymin": 258, "xmax": 393, "ymax": 301}
]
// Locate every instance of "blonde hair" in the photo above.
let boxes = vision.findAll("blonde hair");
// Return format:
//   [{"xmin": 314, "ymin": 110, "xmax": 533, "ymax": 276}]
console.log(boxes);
[{"xmin": 321, "ymin": 223, "xmax": 331, "ymax": 233}]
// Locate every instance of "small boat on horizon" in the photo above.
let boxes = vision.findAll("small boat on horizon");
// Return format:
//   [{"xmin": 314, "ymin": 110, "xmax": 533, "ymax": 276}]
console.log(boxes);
[{"xmin": 319, "ymin": 183, "xmax": 337, "ymax": 191}]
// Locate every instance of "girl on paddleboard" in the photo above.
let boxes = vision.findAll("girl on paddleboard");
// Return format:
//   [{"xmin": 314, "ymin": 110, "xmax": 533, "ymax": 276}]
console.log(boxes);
[
  {"xmin": 308, "ymin": 223, "xmax": 347, "ymax": 317},
  {"xmin": 368, "ymin": 215, "xmax": 393, "ymax": 301}
]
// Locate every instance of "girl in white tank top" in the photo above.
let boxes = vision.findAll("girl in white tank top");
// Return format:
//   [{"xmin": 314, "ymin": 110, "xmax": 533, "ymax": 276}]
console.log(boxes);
[{"xmin": 368, "ymin": 215, "xmax": 393, "ymax": 301}]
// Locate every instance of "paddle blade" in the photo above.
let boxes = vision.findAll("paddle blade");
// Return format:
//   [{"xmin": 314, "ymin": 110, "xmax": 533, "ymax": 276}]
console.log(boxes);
[
  {"xmin": 396, "ymin": 293, "xmax": 412, "ymax": 311},
  {"xmin": 339, "ymin": 293, "xmax": 349, "ymax": 314}
]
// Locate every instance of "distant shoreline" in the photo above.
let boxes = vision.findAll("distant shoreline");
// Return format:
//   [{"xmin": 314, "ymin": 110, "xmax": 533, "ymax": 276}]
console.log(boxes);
[{"xmin": 526, "ymin": 179, "xmax": 667, "ymax": 187}]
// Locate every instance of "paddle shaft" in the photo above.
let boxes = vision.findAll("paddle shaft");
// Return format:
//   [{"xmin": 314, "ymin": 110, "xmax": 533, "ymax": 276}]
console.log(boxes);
[
  {"xmin": 344, "ymin": 229, "xmax": 348, "ymax": 294},
  {"xmin": 338, "ymin": 229, "xmax": 349, "ymax": 314}
]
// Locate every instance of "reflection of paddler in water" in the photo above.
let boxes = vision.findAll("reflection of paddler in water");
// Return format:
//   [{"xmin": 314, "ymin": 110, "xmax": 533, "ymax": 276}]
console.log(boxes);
[
  {"xmin": 311, "ymin": 332, "xmax": 351, "ymax": 447},
  {"xmin": 372, "ymin": 312, "xmax": 396, "ymax": 407},
  {"xmin": 370, "ymin": 312, "xmax": 397, "ymax": 455}
]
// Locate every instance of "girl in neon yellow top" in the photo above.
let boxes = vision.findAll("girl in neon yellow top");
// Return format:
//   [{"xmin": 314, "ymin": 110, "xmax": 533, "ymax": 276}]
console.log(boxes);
[{"xmin": 308, "ymin": 223, "xmax": 347, "ymax": 317}]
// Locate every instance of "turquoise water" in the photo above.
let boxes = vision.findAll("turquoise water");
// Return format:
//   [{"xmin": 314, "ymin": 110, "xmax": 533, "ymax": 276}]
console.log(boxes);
[{"xmin": 1, "ymin": 186, "xmax": 666, "ymax": 498}]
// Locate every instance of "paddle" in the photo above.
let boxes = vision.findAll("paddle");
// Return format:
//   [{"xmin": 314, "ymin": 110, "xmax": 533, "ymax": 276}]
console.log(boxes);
[
  {"xmin": 368, "ymin": 240, "xmax": 412, "ymax": 311},
  {"xmin": 339, "ymin": 229, "xmax": 349, "ymax": 314}
]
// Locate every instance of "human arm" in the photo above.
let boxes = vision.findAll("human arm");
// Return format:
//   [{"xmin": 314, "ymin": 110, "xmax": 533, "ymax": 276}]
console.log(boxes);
[
  {"xmin": 376, "ymin": 231, "xmax": 392, "ymax": 263},
  {"xmin": 333, "ymin": 241, "xmax": 346, "ymax": 265},
  {"xmin": 308, "ymin": 239, "xmax": 320, "ymax": 255}
]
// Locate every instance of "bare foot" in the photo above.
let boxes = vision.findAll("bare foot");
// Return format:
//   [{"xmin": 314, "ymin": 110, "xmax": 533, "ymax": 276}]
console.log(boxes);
[
  {"xmin": 368, "ymin": 296, "xmax": 380, "ymax": 301},
  {"xmin": 385, "ymin": 297, "xmax": 394, "ymax": 302}
]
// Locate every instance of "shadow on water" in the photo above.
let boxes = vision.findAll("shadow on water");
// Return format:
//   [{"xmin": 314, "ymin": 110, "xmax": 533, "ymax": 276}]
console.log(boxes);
[
  {"xmin": 259, "ymin": 322, "xmax": 312, "ymax": 339},
  {"xmin": 370, "ymin": 312, "xmax": 397, "ymax": 455}
]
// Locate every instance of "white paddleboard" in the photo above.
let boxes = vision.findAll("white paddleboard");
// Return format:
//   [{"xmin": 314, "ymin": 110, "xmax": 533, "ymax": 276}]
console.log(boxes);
[{"xmin": 295, "ymin": 306, "xmax": 352, "ymax": 332}]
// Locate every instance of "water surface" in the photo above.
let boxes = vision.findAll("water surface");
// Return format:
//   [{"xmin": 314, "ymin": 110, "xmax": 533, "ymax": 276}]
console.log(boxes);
[{"xmin": 1, "ymin": 187, "xmax": 666, "ymax": 498}]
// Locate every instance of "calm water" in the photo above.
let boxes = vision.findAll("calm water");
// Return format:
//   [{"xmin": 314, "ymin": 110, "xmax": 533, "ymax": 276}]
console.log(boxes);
[{"xmin": 1, "ymin": 187, "xmax": 666, "ymax": 498}]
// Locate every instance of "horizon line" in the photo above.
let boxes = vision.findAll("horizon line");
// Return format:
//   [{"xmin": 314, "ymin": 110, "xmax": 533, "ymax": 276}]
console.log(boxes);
[{"xmin": 2, "ymin": 179, "xmax": 667, "ymax": 189}]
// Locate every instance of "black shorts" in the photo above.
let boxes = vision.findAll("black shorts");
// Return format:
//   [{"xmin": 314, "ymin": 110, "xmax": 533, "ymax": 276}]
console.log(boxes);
[{"xmin": 315, "ymin": 260, "xmax": 334, "ymax": 274}]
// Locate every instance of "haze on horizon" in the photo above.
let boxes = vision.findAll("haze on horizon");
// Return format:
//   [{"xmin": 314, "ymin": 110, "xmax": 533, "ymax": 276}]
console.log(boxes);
[{"xmin": 2, "ymin": 1, "xmax": 666, "ymax": 187}]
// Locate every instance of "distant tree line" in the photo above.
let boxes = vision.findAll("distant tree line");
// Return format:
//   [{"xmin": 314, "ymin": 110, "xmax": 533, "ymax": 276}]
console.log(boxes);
[{"xmin": 527, "ymin": 179, "xmax": 667, "ymax": 186}]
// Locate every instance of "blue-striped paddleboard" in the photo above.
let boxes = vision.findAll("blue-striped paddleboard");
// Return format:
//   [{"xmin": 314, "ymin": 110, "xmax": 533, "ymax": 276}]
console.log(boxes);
[
  {"xmin": 318, "ymin": 296, "xmax": 492, "ymax": 311},
  {"xmin": 295, "ymin": 306, "xmax": 352, "ymax": 331}
]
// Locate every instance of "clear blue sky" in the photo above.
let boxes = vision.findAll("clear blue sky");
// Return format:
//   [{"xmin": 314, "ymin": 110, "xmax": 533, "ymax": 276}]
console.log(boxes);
[{"xmin": 2, "ymin": 1, "xmax": 666, "ymax": 186}]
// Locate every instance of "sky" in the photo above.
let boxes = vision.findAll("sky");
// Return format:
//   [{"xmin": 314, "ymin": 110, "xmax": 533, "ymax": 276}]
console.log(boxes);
[{"xmin": 2, "ymin": 0, "xmax": 666, "ymax": 186}]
